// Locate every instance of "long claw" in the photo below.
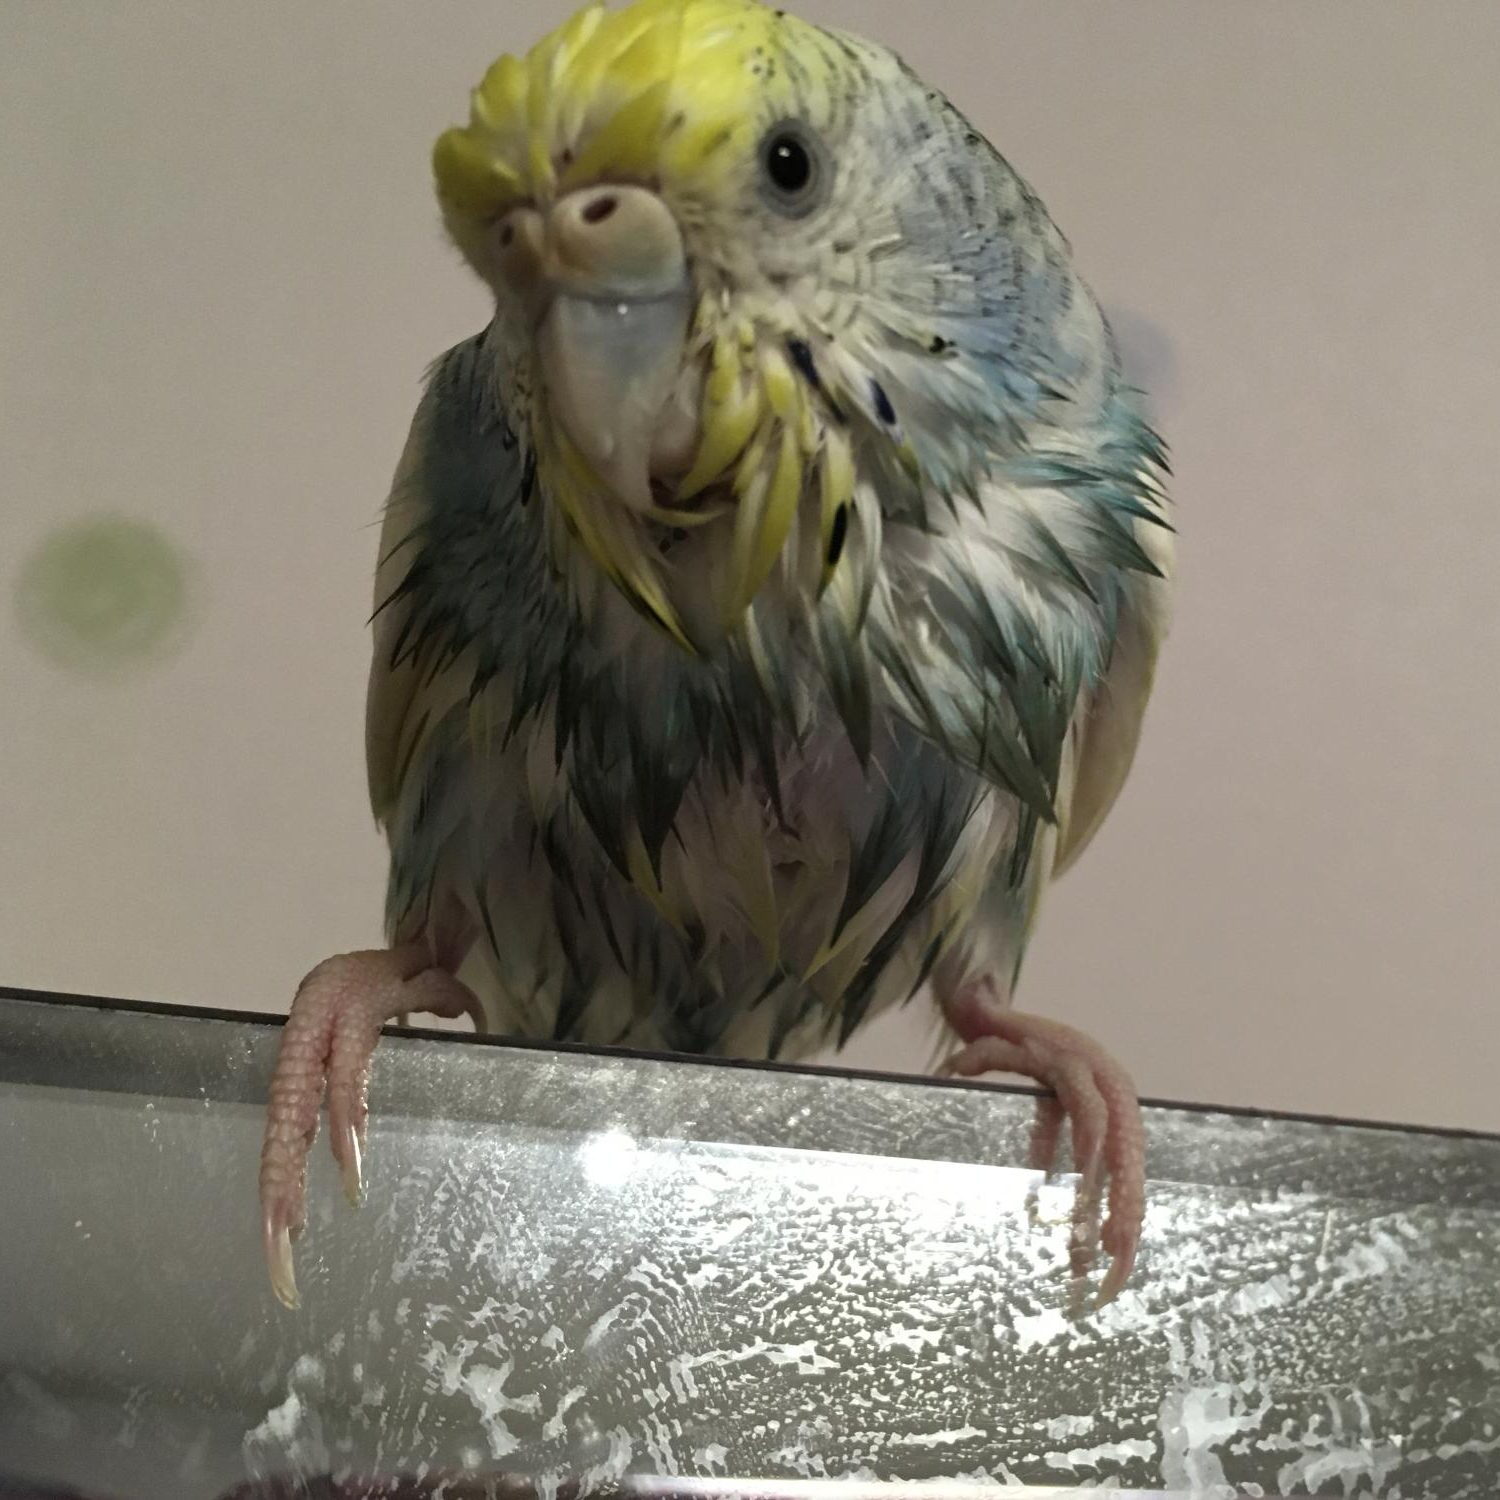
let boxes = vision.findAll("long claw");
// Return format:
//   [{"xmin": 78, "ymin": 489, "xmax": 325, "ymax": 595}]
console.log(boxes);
[
  {"xmin": 265, "ymin": 1215, "xmax": 300, "ymax": 1310},
  {"xmin": 1095, "ymin": 1238, "xmax": 1137, "ymax": 1309},
  {"xmin": 334, "ymin": 1121, "xmax": 364, "ymax": 1208}
]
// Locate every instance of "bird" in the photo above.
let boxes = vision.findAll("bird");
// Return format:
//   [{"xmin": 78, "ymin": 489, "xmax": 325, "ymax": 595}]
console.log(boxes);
[{"xmin": 258, "ymin": 0, "xmax": 1174, "ymax": 1314}]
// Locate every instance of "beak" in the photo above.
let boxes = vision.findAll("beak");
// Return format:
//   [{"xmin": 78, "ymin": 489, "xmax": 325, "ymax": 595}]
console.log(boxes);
[{"xmin": 498, "ymin": 186, "xmax": 695, "ymax": 513}]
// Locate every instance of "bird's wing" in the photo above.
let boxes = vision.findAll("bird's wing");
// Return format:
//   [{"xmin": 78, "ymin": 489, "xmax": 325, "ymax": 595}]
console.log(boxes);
[
  {"xmin": 1052, "ymin": 518, "xmax": 1175, "ymax": 876},
  {"xmin": 365, "ymin": 332, "xmax": 514, "ymax": 829},
  {"xmin": 366, "ymin": 400, "xmax": 439, "ymax": 828}
]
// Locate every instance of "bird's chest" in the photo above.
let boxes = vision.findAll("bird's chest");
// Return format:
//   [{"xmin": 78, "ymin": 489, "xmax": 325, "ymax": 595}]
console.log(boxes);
[
  {"xmin": 484, "ymin": 665, "xmax": 992, "ymax": 997},
  {"xmin": 513, "ymin": 674, "xmax": 874, "ymax": 911}
]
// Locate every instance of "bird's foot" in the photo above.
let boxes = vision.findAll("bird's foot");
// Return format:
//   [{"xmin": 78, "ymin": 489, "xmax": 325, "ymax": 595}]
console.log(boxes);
[
  {"xmin": 942, "ymin": 983, "xmax": 1144, "ymax": 1313},
  {"xmin": 259, "ymin": 944, "xmax": 482, "ymax": 1309}
]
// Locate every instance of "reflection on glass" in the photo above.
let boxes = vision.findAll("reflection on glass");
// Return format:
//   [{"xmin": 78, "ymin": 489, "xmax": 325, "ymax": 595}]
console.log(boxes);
[
  {"xmin": 1, "ymin": 991, "xmax": 1497, "ymax": 1498},
  {"xmin": 578, "ymin": 1130, "xmax": 642, "ymax": 1189}
]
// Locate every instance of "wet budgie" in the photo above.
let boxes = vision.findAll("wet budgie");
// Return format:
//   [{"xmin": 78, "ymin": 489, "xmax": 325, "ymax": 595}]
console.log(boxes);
[{"xmin": 260, "ymin": 0, "xmax": 1175, "ymax": 1311}]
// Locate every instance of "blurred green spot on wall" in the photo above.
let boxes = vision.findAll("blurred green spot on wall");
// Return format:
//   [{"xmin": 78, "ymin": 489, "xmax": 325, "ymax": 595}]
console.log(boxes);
[{"xmin": 16, "ymin": 516, "xmax": 194, "ymax": 677}]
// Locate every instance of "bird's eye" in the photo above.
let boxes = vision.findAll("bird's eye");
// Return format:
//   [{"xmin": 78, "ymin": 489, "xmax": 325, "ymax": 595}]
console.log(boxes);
[
  {"xmin": 766, "ymin": 134, "xmax": 811, "ymax": 193},
  {"xmin": 759, "ymin": 122, "xmax": 826, "ymax": 216}
]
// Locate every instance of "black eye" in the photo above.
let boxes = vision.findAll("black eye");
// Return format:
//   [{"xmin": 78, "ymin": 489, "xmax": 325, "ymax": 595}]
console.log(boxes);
[
  {"xmin": 759, "ymin": 122, "xmax": 825, "ymax": 216},
  {"xmin": 766, "ymin": 134, "xmax": 811, "ymax": 193}
]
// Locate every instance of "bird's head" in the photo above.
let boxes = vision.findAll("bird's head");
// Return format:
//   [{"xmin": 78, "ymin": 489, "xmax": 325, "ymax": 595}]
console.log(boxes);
[{"xmin": 434, "ymin": 0, "xmax": 1092, "ymax": 650}]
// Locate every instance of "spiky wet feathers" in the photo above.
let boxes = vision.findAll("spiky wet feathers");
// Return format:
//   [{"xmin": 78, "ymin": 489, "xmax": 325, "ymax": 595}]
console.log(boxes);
[{"xmin": 376, "ymin": 2, "xmax": 1173, "ymax": 1063}]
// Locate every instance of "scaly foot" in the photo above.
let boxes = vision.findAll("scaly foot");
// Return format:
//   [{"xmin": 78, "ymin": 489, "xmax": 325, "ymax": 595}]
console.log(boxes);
[
  {"xmin": 259, "ymin": 945, "xmax": 482, "ymax": 1308},
  {"xmin": 943, "ymin": 982, "xmax": 1144, "ymax": 1311}
]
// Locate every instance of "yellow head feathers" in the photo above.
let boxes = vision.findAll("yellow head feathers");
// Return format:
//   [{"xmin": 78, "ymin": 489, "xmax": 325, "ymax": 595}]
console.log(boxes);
[
  {"xmin": 433, "ymin": 0, "xmax": 796, "ymax": 226},
  {"xmin": 430, "ymin": 0, "xmax": 867, "ymax": 650}
]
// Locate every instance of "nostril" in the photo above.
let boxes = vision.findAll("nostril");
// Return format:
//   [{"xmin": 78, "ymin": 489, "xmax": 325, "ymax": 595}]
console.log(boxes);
[
  {"xmin": 581, "ymin": 193, "xmax": 618, "ymax": 226},
  {"xmin": 498, "ymin": 222, "xmax": 516, "ymax": 248}
]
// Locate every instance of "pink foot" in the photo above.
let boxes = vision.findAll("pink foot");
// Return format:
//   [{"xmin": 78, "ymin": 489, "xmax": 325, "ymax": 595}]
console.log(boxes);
[
  {"xmin": 942, "ymin": 982, "xmax": 1144, "ymax": 1311},
  {"xmin": 259, "ymin": 944, "xmax": 482, "ymax": 1309}
]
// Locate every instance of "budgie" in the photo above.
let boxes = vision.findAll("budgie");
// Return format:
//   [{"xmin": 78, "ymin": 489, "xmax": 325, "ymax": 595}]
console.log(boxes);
[{"xmin": 260, "ymin": 0, "xmax": 1175, "ymax": 1312}]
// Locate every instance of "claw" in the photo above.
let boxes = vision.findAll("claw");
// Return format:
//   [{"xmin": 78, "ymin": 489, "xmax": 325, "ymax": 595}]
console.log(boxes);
[
  {"xmin": 334, "ymin": 1121, "xmax": 364, "ymax": 1209},
  {"xmin": 1095, "ymin": 1241, "xmax": 1136, "ymax": 1310},
  {"xmin": 942, "ymin": 993, "xmax": 1145, "ymax": 1310},
  {"xmin": 265, "ymin": 1215, "xmax": 300, "ymax": 1310}
]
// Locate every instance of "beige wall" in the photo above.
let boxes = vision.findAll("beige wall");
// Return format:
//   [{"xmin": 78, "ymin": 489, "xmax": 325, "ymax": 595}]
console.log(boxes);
[{"xmin": 4, "ymin": 3, "xmax": 1498, "ymax": 1131}]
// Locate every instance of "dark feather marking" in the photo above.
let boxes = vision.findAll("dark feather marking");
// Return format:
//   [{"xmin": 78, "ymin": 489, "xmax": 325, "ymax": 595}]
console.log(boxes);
[
  {"xmin": 475, "ymin": 878, "xmax": 503, "ymax": 962},
  {"xmin": 906, "ymin": 929, "xmax": 949, "ymax": 1003},
  {"xmin": 749, "ymin": 967, "xmax": 788, "ymax": 1012},
  {"xmin": 787, "ymin": 337, "xmax": 847, "ymax": 423},
  {"xmin": 826, "ymin": 504, "xmax": 850, "ymax": 568}
]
